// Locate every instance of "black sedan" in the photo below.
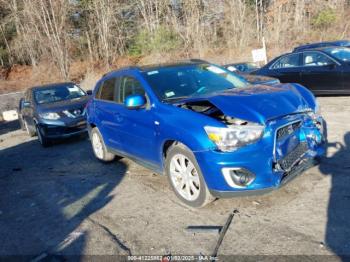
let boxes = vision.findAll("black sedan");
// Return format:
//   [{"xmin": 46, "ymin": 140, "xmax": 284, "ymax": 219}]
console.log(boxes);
[
  {"xmin": 252, "ymin": 47, "xmax": 350, "ymax": 95},
  {"xmin": 18, "ymin": 82, "xmax": 90, "ymax": 146}
]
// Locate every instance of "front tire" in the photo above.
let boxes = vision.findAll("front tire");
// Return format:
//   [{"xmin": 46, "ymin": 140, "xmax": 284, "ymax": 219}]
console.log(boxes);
[
  {"xmin": 165, "ymin": 143, "xmax": 215, "ymax": 208},
  {"xmin": 90, "ymin": 127, "xmax": 115, "ymax": 162},
  {"xmin": 36, "ymin": 125, "xmax": 51, "ymax": 147}
]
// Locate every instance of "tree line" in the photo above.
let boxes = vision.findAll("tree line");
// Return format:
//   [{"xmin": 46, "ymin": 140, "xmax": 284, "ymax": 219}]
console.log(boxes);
[{"xmin": 0, "ymin": 0, "xmax": 349, "ymax": 79}]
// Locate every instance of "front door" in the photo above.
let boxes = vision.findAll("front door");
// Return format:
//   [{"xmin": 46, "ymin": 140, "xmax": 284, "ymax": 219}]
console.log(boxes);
[
  {"xmin": 300, "ymin": 51, "xmax": 343, "ymax": 94},
  {"xmin": 116, "ymin": 75, "xmax": 158, "ymax": 166}
]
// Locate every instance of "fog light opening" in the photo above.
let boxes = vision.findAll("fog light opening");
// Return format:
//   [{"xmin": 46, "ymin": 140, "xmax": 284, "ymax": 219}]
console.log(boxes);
[{"xmin": 222, "ymin": 168, "xmax": 256, "ymax": 188}]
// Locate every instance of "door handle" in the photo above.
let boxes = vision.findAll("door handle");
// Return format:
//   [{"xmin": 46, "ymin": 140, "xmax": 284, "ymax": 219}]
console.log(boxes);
[{"xmin": 114, "ymin": 112, "xmax": 123, "ymax": 122}]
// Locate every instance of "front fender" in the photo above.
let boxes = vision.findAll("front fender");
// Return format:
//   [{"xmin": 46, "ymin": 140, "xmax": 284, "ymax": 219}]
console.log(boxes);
[{"xmin": 155, "ymin": 104, "xmax": 221, "ymax": 169}]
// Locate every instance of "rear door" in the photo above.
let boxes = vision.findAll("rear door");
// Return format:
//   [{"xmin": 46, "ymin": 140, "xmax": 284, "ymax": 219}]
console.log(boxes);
[
  {"xmin": 267, "ymin": 53, "xmax": 302, "ymax": 83},
  {"xmin": 94, "ymin": 77, "xmax": 123, "ymax": 150},
  {"xmin": 300, "ymin": 51, "xmax": 342, "ymax": 94}
]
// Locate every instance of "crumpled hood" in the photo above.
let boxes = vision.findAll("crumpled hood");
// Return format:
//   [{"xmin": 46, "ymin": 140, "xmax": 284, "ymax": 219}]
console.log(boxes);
[
  {"xmin": 181, "ymin": 84, "xmax": 314, "ymax": 124},
  {"xmin": 37, "ymin": 96, "xmax": 89, "ymax": 113}
]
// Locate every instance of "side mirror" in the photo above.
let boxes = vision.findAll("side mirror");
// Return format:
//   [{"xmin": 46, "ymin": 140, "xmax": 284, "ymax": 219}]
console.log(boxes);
[
  {"xmin": 23, "ymin": 101, "xmax": 31, "ymax": 108},
  {"xmin": 124, "ymin": 94, "xmax": 146, "ymax": 110},
  {"xmin": 86, "ymin": 90, "xmax": 93, "ymax": 95}
]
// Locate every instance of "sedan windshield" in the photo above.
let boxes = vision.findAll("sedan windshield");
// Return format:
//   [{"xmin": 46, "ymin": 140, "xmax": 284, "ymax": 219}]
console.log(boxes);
[
  {"xmin": 325, "ymin": 47, "xmax": 350, "ymax": 62},
  {"xmin": 142, "ymin": 64, "xmax": 248, "ymax": 101},
  {"xmin": 34, "ymin": 84, "xmax": 86, "ymax": 104}
]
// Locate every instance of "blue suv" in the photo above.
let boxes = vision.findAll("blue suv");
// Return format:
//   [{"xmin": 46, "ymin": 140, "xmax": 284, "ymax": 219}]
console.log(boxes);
[{"xmin": 86, "ymin": 61, "xmax": 326, "ymax": 207}]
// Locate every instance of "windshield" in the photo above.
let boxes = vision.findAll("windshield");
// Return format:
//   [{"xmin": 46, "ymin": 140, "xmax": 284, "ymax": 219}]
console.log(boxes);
[
  {"xmin": 325, "ymin": 47, "xmax": 350, "ymax": 62},
  {"xmin": 34, "ymin": 84, "xmax": 86, "ymax": 104},
  {"xmin": 142, "ymin": 64, "xmax": 248, "ymax": 101}
]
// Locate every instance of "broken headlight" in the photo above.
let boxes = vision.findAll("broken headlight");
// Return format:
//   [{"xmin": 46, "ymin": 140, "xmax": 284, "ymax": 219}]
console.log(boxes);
[{"xmin": 204, "ymin": 122, "xmax": 264, "ymax": 152}]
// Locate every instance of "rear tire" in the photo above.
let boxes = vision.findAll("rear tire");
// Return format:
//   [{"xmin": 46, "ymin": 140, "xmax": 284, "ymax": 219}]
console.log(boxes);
[
  {"xmin": 165, "ymin": 143, "xmax": 215, "ymax": 208},
  {"xmin": 36, "ymin": 125, "xmax": 51, "ymax": 147},
  {"xmin": 90, "ymin": 127, "xmax": 115, "ymax": 162}
]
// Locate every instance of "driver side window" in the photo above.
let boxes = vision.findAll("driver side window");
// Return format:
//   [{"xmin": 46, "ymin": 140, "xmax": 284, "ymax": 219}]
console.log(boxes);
[
  {"xmin": 119, "ymin": 76, "xmax": 145, "ymax": 103},
  {"xmin": 302, "ymin": 52, "xmax": 334, "ymax": 67}
]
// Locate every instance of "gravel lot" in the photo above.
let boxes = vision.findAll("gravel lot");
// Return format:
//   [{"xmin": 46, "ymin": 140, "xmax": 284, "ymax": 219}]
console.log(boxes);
[{"xmin": 0, "ymin": 97, "xmax": 350, "ymax": 260}]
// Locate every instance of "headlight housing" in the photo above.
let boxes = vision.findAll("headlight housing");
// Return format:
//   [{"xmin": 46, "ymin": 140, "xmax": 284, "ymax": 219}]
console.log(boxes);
[
  {"xmin": 204, "ymin": 122, "xmax": 264, "ymax": 152},
  {"xmin": 39, "ymin": 112, "xmax": 60, "ymax": 120}
]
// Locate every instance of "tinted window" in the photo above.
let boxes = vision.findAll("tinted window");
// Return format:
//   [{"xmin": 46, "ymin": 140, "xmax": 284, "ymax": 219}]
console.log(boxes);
[
  {"xmin": 272, "ymin": 54, "xmax": 301, "ymax": 69},
  {"xmin": 34, "ymin": 84, "xmax": 86, "ymax": 104},
  {"xmin": 142, "ymin": 64, "xmax": 247, "ymax": 101},
  {"xmin": 119, "ymin": 77, "xmax": 145, "ymax": 103},
  {"xmin": 98, "ymin": 78, "xmax": 117, "ymax": 101},
  {"xmin": 303, "ymin": 52, "xmax": 333, "ymax": 67}
]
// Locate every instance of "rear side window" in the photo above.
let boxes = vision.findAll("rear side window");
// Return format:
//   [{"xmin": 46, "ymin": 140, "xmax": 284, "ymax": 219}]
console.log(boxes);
[
  {"xmin": 119, "ymin": 76, "xmax": 145, "ymax": 103},
  {"xmin": 97, "ymin": 78, "xmax": 117, "ymax": 101},
  {"xmin": 272, "ymin": 53, "xmax": 301, "ymax": 69}
]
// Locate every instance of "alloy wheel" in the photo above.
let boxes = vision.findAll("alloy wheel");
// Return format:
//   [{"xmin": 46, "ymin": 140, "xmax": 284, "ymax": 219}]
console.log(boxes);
[
  {"xmin": 92, "ymin": 132, "xmax": 104, "ymax": 159},
  {"xmin": 169, "ymin": 153, "xmax": 201, "ymax": 201}
]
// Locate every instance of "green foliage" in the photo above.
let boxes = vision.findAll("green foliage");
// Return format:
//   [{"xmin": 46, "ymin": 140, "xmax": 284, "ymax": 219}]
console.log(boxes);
[
  {"xmin": 312, "ymin": 9, "xmax": 337, "ymax": 29},
  {"xmin": 128, "ymin": 26, "xmax": 182, "ymax": 56}
]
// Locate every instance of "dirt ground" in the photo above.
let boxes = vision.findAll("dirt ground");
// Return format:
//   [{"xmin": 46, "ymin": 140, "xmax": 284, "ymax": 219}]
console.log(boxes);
[{"xmin": 0, "ymin": 97, "xmax": 350, "ymax": 261}]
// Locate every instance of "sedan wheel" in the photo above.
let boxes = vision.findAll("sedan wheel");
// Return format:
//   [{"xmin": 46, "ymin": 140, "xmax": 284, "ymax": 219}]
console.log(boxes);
[{"xmin": 169, "ymin": 154, "xmax": 200, "ymax": 201}]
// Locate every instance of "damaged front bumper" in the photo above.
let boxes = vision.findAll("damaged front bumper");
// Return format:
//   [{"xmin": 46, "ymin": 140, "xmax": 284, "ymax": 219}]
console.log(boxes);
[{"xmin": 194, "ymin": 112, "xmax": 326, "ymax": 198}]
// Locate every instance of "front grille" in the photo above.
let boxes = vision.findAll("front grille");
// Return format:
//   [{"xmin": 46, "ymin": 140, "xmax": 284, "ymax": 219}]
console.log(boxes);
[
  {"xmin": 277, "ymin": 142, "xmax": 308, "ymax": 171},
  {"xmin": 276, "ymin": 121, "xmax": 302, "ymax": 140}
]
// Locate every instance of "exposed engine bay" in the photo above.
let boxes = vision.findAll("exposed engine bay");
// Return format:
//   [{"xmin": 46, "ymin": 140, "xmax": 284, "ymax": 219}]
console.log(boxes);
[{"xmin": 178, "ymin": 100, "xmax": 249, "ymax": 126}]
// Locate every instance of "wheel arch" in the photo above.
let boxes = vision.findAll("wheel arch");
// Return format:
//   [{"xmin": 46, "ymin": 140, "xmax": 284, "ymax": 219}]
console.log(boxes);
[{"xmin": 160, "ymin": 137, "xmax": 200, "ymax": 171}]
